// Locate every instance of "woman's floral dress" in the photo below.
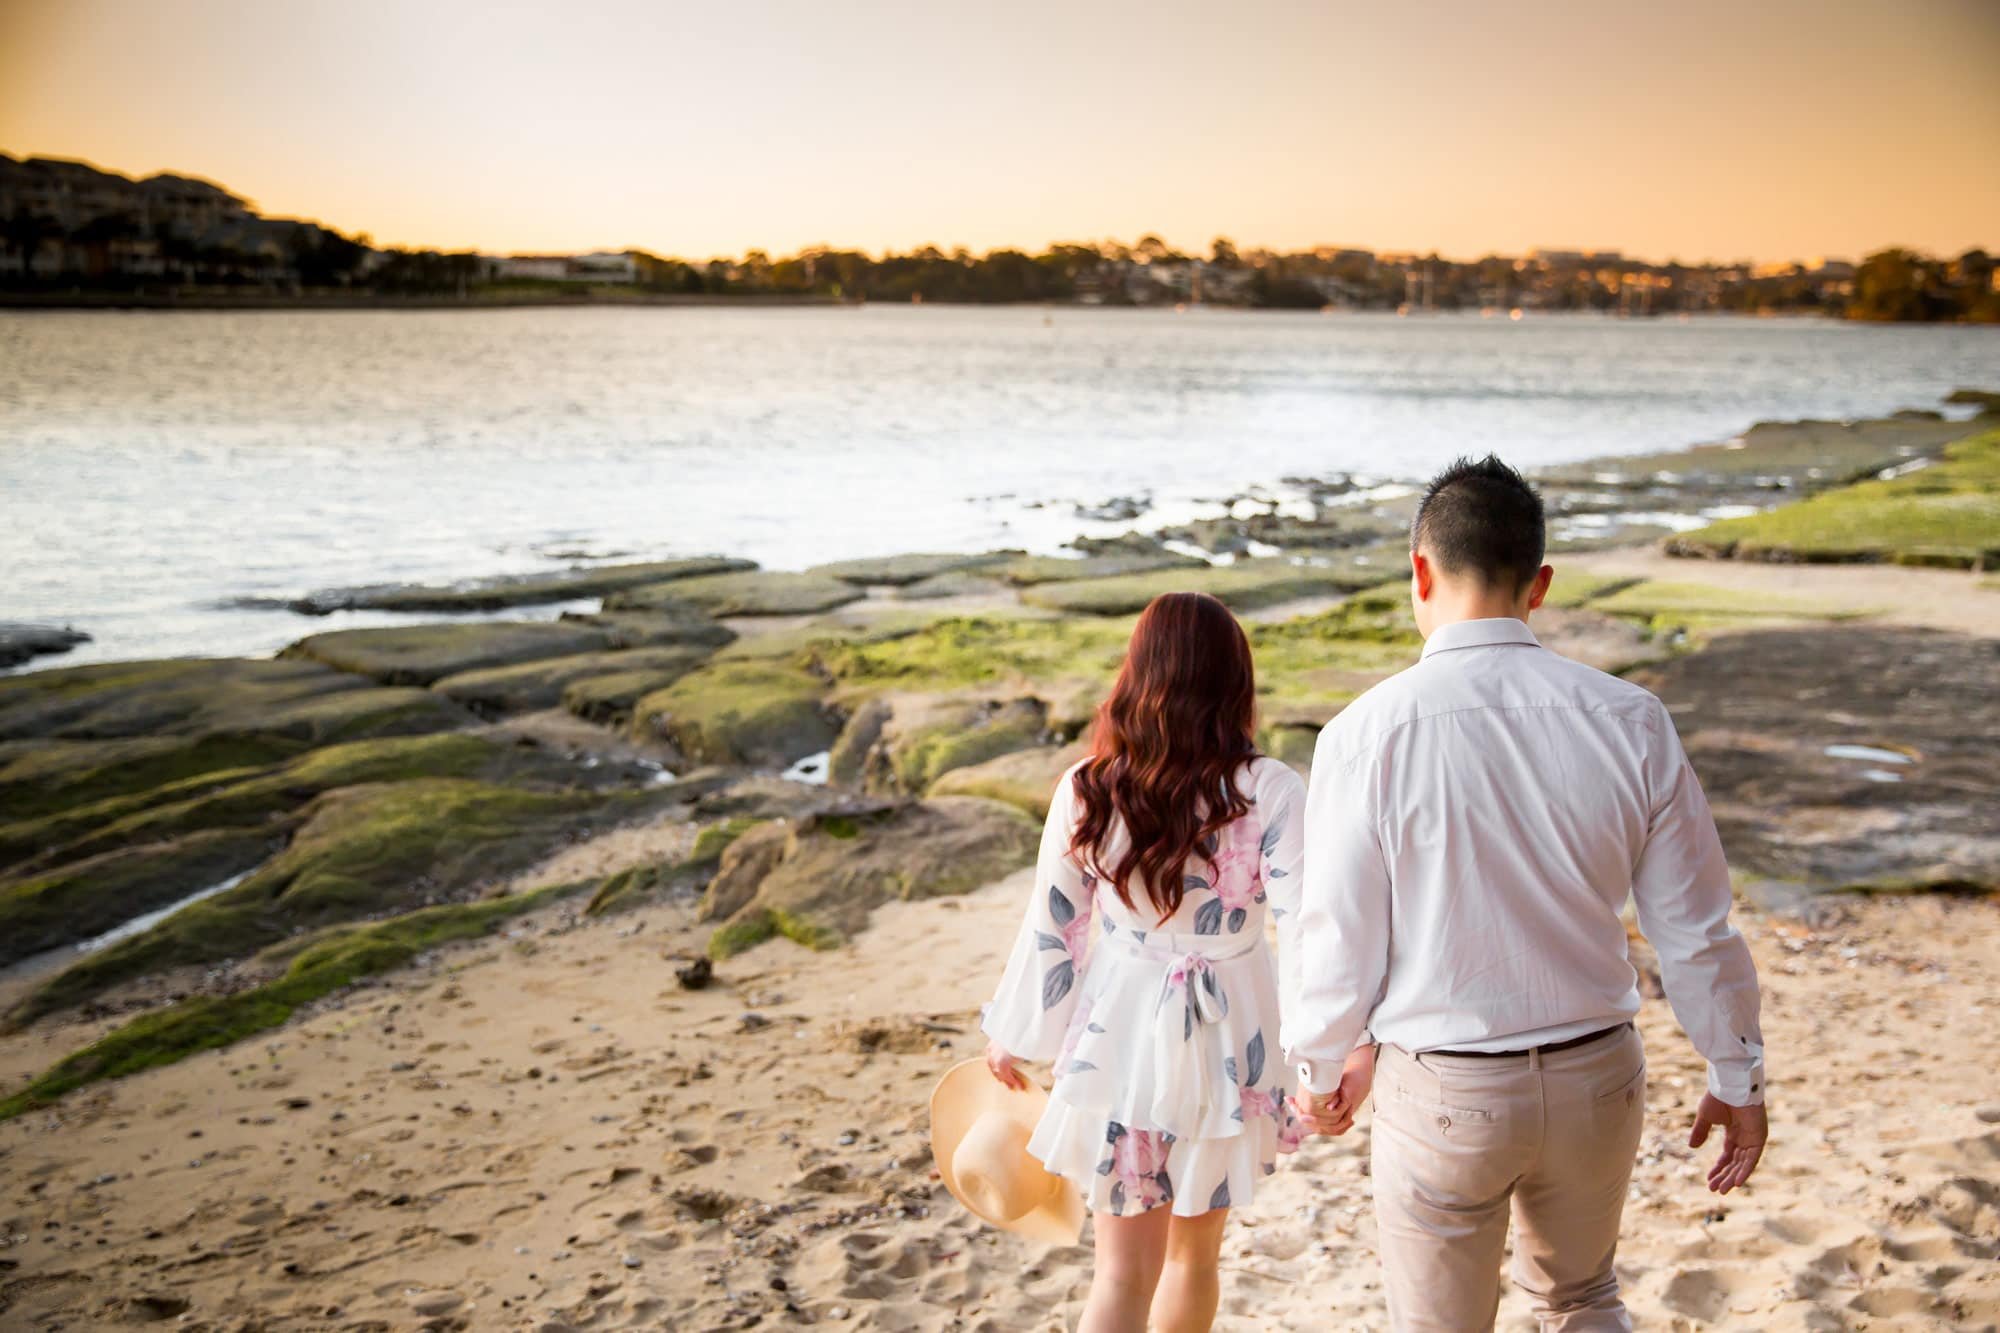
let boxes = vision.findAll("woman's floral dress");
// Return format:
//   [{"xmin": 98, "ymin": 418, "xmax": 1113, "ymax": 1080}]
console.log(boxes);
[{"xmin": 982, "ymin": 756, "xmax": 1309, "ymax": 1218}]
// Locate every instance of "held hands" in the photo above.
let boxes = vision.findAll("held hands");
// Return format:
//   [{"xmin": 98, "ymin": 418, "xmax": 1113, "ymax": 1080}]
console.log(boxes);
[
  {"xmin": 1291, "ymin": 1044, "xmax": 1378, "ymax": 1137},
  {"xmin": 985, "ymin": 1040, "xmax": 1030, "ymax": 1092},
  {"xmin": 1690, "ymin": 1092, "xmax": 1768, "ymax": 1194}
]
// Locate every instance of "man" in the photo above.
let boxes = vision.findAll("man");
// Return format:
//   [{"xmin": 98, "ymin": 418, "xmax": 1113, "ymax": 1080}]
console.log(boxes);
[{"xmin": 1283, "ymin": 455, "xmax": 1768, "ymax": 1331}]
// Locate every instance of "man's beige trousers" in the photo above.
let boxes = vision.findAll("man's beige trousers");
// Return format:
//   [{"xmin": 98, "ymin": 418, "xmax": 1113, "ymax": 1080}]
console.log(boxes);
[{"xmin": 1371, "ymin": 1026, "xmax": 1647, "ymax": 1331}]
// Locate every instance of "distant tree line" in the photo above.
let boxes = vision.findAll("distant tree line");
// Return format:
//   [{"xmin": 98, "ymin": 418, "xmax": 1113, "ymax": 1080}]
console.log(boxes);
[{"xmin": 3, "ymin": 154, "xmax": 1994, "ymax": 320}]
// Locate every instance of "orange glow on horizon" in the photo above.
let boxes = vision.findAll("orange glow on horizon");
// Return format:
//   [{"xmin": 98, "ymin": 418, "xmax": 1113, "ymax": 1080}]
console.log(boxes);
[{"xmin": 2, "ymin": 0, "xmax": 1996, "ymax": 266}]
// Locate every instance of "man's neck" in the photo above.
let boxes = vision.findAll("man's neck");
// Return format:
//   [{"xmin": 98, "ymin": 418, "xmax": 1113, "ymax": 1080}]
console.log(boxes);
[{"xmin": 1425, "ymin": 600, "xmax": 1530, "ymax": 630}]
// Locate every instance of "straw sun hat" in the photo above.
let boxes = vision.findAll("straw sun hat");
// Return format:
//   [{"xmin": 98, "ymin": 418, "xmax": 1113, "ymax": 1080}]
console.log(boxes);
[{"xmin": 930, "ymin": 1060, "xmax": 1084, "ymax": 1244}]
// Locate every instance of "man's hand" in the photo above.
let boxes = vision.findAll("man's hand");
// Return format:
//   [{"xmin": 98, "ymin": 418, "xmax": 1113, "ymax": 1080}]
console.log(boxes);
[
  {"xmin": 1291, "ymin": 1045, "xmax": 1378, "ymax": 1137},
  {"xmin": 1689, "ymin": 1092, "xmax": 1767, "ymax": 1194}
]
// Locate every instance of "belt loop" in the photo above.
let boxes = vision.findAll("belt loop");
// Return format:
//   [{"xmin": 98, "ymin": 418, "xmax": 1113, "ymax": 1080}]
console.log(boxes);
[{"xmin": 1528, "ymin": 1046, "xmax": 1542, "ymax": 1072}]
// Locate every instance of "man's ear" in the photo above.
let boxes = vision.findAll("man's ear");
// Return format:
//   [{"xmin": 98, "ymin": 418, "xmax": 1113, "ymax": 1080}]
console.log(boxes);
[
  {"xmin": 1410, "ymin": 549, "xmax": 1434, "ymax": 602},
  {"xmin": 1524, "ymin": 564, "xmax": 1554, "ymax": 612}
]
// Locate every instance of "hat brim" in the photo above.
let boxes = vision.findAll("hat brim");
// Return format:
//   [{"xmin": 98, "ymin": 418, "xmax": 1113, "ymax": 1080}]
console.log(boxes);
[{"xmin": 930, "ymin": 1060, "xmax": 1085, "ymax": 1245}]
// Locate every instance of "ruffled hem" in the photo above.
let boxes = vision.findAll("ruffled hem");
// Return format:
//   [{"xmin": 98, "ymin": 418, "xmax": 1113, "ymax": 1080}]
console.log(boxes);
[{"xmin": 1027, "ymin": 1097, "xmax": 1303, "ymax": 1219}]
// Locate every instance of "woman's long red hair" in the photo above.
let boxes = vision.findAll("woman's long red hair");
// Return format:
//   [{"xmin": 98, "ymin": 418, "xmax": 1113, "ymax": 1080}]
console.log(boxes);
[{"xmin": 1070, "ymin": 591, "xmax": 1258, "ymax": 921}]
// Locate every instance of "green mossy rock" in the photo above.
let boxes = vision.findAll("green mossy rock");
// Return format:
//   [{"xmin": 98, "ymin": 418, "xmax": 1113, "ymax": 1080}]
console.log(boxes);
[
  {"xmin": 713, "ymin": 609, "xmax": 955, "ymax": 663},
  {"xmin": 282, "ymin": 557, "xmax": 756, "ymax": 615},
  {"xmin": 433, "ymin": 646, "xmax": 711, "ymax": 717},
  {"xmin": 0, "ymin": 880, "xmax": 582, "ymax": 1119},
  {"xmin": 1942, "ymin": 388, "xmax": 2000, "ymax": 413},
  {"xmin": 0, "ymin": 687, "xmax": 469, "ymax": 825},
  {"xmin": 1667, "ymin": 428, "xmax": 2000, "ymax": 569},
  {"xmin": 1541, "ymin": 415, "xmax": 1977, "ymax": 495},
  {"xmin": 3, "ymin": 733, "xmax": 576, "ymax": 873},
  {"xmin": 892, "ymin": 570, "xmax": 1013, "ymax": 600},
  {"xmin": 829, "ymin": 693, "xmax": 1047, "ymax": 794},
  {"xmin": 1587, "ymin": 580, "xmax": 1855, "ymax": 629},
  {"xmin": 631, "ymin": 662, "xmax": 837, "ymax": 767},
  {"xmin": 1248, "ymin": 589, "xmax": 1423, "ymax": 728},
  {"xmin": 927, "ymin": 741, "xmax": 1090, "ymax": 817},
  {"xmin": 11, "ymin": 778, "xmax": 616, "ymax": 1025},
  {"xmin": 283, "ymin": 621, "xmax": 615, "ymax": 687},
  {"xmin": 808, "ymin": 552, "xmax": 1016, "ymax": 587},
  {"xmin": 814, "ymin": 614, "xmax": 1131, "ymax": 701},
  {"xmin": 0, "ymin": 657, "xmax": 365, "ymax": 742},
  {"xmin": 696, "ymin": 819, "xmax": 795, "ymax": 924},
  {"xmin": 592, "ymin": 814, "xmax": 775, "ymax": 917},
  {"xmin": 1020, "ymin": 559, "xmax": 1377, "ymax": 616},
  {"xmin": 690, "ymin": 816, "xmax": 765, "ymax": 865},
  {"xmin": 703, "ymin": 797, "xmax": 1039, "ymax": 958},
  {"xmin": 0, "ymin": 827, "xmax": 277, "ymax": 966},
  {"xmin": 559, "ymin": 607, "xmax": 737, "ymax": 650},
  {"xmin": 996, "ymin": 552, "xmax": 1206, "ymax": 586},
  {"xmin": 607, "ymin": 570, "xmax": 863, "ymax": 617}
]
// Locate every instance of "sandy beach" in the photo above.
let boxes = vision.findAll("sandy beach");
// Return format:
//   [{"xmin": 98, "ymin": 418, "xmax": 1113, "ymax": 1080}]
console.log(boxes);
[
  {"xmin": 1, "ymin": 849, "xmax": 1996, "ymax": 1331},
  {"xmin": 4, "ymin": 407, "xmax": 1996, "ymax": 1330}
]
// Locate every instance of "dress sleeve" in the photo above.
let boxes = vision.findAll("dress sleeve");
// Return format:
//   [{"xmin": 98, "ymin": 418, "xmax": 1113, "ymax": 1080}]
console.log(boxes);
[
  {"xmin": 980, "ymin": 767, "xmax": 1097, "ymax": 1063},
  {"xmin": 1254, "ymin": 761, "xmax": 1314, "ymax": 1058}
]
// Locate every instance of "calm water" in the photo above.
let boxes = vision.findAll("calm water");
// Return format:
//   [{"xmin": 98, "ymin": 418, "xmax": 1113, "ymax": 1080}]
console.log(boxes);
[{"xmin": 1, "ymin": 306, "xmax": 1992, "ymax": 667}]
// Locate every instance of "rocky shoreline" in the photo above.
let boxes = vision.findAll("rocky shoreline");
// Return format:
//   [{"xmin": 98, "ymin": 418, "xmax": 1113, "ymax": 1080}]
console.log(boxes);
[
  {"xmin": 1, "ymin": 398, "xmax": 1997, "ymax": 1328},
  {"xmin": 4, "ymin": 398, "xmax": 1997, "ymax": 1111}
]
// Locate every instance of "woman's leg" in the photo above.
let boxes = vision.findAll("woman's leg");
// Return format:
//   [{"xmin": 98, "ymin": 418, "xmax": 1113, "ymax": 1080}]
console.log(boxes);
[
  {"xmin": 1078, "ymin": 1208, "xmax": 1172, "ymax": 1333},
  {"xmin": 1149, "ymin": 1207, "xmax": 1231, "ymax": 1333}
]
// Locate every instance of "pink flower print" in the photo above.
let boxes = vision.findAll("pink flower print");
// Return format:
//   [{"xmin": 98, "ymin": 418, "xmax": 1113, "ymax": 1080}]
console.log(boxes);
[
  {"xmin": 1111, "ymin": 1128, "xmax": 1174, "ymax": 1210},
  {"xmin": 1239, "ymin": 1085, "xmax": 1277, "ymax": 1120},
  {"xmin": 1207, "ymin": 819, "xmax": 1264, "ymax": 913},
  {"xmin": 1060, "ymin": 902, "xmax": 1093, "ymax": 959}
]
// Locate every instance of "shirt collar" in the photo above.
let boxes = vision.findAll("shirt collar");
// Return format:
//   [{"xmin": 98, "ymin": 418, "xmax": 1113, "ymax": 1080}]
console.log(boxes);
[{"xmin": 1419, "ymin": 617, "xmax": 1542, "ymax": 661}]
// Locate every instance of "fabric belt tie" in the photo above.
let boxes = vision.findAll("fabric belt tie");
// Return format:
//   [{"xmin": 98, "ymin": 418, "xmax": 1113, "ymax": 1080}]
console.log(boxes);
[{"xmin": 1106, "ymin": 929, "xmax": 1258, "ymax": 1136}]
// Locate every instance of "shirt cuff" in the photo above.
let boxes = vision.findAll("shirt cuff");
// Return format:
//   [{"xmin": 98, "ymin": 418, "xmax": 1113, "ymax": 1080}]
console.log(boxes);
[
  {"xmin": 1707, "ymin": 1061, "xmax": 1765, "ymax": 1107},
  {"xmin": 1296, "ymin": 1060, "xmax": 1342, "ymax": 1097}
]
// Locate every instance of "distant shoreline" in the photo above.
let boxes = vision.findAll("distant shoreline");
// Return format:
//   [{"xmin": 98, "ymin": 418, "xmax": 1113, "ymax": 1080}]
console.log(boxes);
[
  {"xmin": 0, "ymin": 289, "xmax": 858, "ymax": 312},
  {"xmin": 0, "ymin": 291, "xmax": 1870, "ymax": 320}
]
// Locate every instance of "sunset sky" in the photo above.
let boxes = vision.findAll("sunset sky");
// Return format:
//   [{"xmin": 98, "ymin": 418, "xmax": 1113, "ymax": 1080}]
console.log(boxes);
[{"xmin": 3, "ymin": 0, "xmax": 1997, "ymax": 263}]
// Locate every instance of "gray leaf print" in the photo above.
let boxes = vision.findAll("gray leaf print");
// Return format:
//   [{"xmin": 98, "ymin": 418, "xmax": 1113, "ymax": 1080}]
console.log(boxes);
[
  {"xmin": 1209, "ymin": 1180, "xmax": 1231, "ymax": 1211},
  {"xmin": 1067, "ymin": 1059, "xmax": 1098, "ymax": 1074},
  {"xmin": 1194, "ymin": 899, "xmax": 1223, "ymax": 936},
  {"xmin": 1109, "ymin": 1180, "xmax": 1126, "ymax": 1214},
  {"xmin": 1048, "ymin": 886, "xmax": 1076, "ymax": 927},
  {"xmin": 1223, "ymin": 1055, "xmax": 1239, "ymax": 1084},
  {"xmin": 1246, "ymin": 1031, "xmax": 1267, "ymax": 1086},
  {"xmin": 1260, "ymin": 812, "xmax": 1285, "ymax": 857},
  {"xmin": 1154, "ymin": 1168, "xmax": 1174, "ymax": 1201},
  {"xmin": 1227, "ymin": 907, "xmax": 1248, "ymax": 933},
  {"xmin": 1267, "ymin": 867, "xmax": 1288, "ymax": 879},
  {"xmin": 1040, "ymin": 959, "xmax": 1074, "ymax": 1010},
  {"xmin": 1183, "ymin": 873, "xmax": 1211, "ymax": 892},
  {"xmin": 1034, "ymin": 931, "xmax": 1064, "ymax": 952},
  {"xmin": 1087, "ymin": 1022, "xmax": 1107, "ymax": 1034}
]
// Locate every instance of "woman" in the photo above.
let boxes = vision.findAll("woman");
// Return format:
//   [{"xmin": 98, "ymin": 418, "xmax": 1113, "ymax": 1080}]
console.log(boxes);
[{"xmin": 982, "ymin": 591, "xmax": 1370, "ymax": 1333}]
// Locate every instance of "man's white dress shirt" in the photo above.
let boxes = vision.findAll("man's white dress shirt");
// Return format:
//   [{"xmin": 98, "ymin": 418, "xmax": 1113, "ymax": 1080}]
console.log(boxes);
[{"xmin": 1284, "ymin": 616, "xmax": 1765, "ymax": 1106}]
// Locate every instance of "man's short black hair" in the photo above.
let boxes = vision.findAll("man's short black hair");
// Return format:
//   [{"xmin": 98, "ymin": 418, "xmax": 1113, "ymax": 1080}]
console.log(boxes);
[{"xmin": 1410, "ymin": 454, "xmax": 1546, "ymax": 592}]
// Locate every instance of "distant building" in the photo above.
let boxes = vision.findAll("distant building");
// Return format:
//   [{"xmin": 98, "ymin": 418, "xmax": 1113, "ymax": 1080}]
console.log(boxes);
[{"xmin": 487, "ymin": 251, "xmax": 638, "ymax": 282}]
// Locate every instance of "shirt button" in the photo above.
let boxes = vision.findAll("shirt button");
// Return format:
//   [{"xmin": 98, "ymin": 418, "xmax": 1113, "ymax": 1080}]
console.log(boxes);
[{"xmin": 1436, "ymin": 1114, "xmax": 1450, "ymax": 1130}]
